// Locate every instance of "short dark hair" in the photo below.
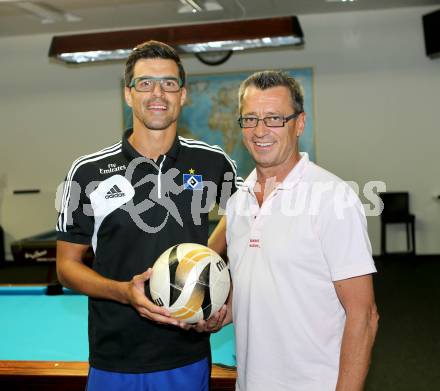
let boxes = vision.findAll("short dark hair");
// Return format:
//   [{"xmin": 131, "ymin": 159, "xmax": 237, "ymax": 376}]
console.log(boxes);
[
  {"xmin": 124, "ymin": 40, "xmax": 186, "ymax": 87},
  {"xmin": 238, "ymin": 70, "xmax": 304, "ymax": 114}
]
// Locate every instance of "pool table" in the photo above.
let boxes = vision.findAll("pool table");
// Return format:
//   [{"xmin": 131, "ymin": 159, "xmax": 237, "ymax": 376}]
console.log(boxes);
[
  {"xmin": 0, "ymin": 286, "xmax": 236, "ymax": 391},
  {"xmin": 10, "ymin": 221, "xmax": 220, "ymax": 264},
  {"xmin": 10, "ymin": 230, "xmax": 94, "ymax": 264}
]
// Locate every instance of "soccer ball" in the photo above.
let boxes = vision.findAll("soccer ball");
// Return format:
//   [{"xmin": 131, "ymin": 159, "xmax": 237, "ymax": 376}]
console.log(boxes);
[{"xmin": 149, "ymin": 243, "xmax": 231, "ymax": 324}]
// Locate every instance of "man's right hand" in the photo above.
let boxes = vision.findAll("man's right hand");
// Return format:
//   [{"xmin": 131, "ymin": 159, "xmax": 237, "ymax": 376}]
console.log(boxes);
[
  {"xmin": 125, "ymin": 268, "xmax": 189, "ymax": 328},
  {"xmin": 57, "ymin": 241, "xmax": 193, "ymax": 330}
]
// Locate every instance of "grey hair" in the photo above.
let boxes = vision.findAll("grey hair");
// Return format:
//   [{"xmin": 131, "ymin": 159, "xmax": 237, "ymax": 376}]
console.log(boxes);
[{"xmin": 238, "ymin": 70, "xmax": 304, "ymax": 114}]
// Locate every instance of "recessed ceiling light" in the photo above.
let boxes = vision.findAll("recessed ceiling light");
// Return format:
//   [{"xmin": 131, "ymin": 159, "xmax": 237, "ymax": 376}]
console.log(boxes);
[
  {"xmin": 178, "ymin": 0, "xmax": 202, "ymax": 13},
  {"xmin": 178, "ymin": 0, "xmax": 224, "ymax": 14},
  {"xmin": 9, "ymin": 1, "xmax": 82, "ymax": 24}
]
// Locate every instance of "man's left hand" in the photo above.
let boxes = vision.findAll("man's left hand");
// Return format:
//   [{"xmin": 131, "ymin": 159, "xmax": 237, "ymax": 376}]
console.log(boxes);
[{"xmin": 191, "ymin": 305, "xmax": 228, "ymax": 333}]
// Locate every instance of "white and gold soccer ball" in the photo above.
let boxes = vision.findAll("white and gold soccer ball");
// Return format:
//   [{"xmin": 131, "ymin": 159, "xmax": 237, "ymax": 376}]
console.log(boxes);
[{"xmin": 149, "ymin": 243, "xmax": 231, "ymax": 324}]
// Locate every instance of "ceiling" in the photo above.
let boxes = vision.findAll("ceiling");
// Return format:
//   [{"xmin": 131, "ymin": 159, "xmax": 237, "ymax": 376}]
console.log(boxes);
[{"xmin": 0, "ymin": 0, "xmax": 438, "ymax": 37}]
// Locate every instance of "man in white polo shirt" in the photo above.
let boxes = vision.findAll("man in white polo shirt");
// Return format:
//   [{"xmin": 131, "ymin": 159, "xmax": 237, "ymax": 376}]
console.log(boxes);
[{"xmin": 220, "ymin": 70, "xmax": 379, "ymax": 391}]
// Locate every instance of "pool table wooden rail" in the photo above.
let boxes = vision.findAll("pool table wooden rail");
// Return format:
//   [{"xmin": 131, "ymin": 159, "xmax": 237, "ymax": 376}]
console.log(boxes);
[{"xmin": 0, "ymin": 360, "xmax": 236, "ymax": 391}]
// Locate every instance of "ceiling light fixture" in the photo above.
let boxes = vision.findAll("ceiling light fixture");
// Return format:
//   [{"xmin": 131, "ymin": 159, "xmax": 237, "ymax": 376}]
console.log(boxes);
[{"xmin": 48, "ymin": 16, "xmax": 304, "ymax": 65}]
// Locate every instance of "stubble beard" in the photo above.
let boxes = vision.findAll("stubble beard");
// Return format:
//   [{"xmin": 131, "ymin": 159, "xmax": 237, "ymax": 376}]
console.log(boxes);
[
  {"xmin": 142, "ymin": 117, "xmax": 176, "ymax": 131},
  {"xmin": 134, "ymin": 105, "xmax": 178, "ymax": 131}
]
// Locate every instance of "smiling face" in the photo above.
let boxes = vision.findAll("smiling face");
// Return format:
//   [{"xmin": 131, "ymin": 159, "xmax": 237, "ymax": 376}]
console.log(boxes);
[
  {"xmin": 124, "ymin": 58, "xmax": 186, "ymax": 132},
  {"xmin": 241, "ymin": 85, "xmax": 305, "ymax": 174}
]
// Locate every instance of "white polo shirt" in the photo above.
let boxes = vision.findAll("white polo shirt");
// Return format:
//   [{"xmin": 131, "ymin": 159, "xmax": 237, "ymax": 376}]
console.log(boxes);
[{"xmin": 226, "ymin": 153, "xmax": 376, "ymax": 391}]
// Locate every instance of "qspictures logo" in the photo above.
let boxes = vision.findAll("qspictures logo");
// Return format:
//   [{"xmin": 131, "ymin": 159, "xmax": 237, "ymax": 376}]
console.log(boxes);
[{"xmin": 56, "ymin": 157, "xmax": 386, "ymax": 235}]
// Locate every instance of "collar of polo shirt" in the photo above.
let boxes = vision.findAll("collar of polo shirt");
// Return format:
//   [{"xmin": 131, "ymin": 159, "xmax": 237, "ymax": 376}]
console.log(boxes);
[{"xmin": 241, "ymin": 152, "xmax": 310, "ymax": 193}]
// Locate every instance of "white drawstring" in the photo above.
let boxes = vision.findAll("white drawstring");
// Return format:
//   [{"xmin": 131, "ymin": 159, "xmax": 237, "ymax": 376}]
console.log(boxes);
[{"xmin": 158, "ymin": 156, "xmax": 166, "ymax": 199}]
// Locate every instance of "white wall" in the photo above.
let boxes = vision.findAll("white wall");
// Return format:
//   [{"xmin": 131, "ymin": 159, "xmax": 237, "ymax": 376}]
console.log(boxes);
[{"xmin": 1, "ymin": 6, "xmax": 439, "ymax": 258}]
